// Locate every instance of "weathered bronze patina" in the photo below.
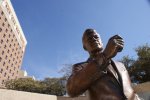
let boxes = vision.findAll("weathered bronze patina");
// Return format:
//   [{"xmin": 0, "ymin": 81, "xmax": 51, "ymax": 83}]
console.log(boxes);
[{"xmin": 67, "ymin": 29, "xmax": 140, "ymax": 100}]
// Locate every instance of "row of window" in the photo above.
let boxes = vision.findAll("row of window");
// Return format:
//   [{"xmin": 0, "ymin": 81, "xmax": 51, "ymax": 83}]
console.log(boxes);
[
  {"xmin": 0, "ymin": 71, "xmax": 16, "ymax": 78},
  {"xmin": 0, "ymin": 76, "xmax": 18, "ymax": 85},
  {"xmin": 0, "ymin": 26, "xmax": 12, "ymax": 33},
  {"xmin": 1, "ymin": 59, "xmax": 20, "ymax": 66},
  {"xmin": 0, "ymin": 67, "xmax": 19, "ymax": 74},
  {"xmin": 1, "ymin": 49, "xmax": 23, "ymax": 58},
  {"xmin": 0, "ymin": 11, "xmax": 11, "ymax": 33}
]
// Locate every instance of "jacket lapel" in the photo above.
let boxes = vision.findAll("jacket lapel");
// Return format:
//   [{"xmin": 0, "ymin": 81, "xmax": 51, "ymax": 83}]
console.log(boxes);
[{"xmin": 111, "ymin": 60, "xmax": 135, "ymax": 99}]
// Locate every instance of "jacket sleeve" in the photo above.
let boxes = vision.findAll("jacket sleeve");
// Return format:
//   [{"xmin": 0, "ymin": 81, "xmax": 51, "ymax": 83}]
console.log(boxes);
[
  {"xmin": 112, "ymin": 61, "xmax": 141, "ymax": 100},
  {"xmin": 66, "ymin": 60, "xmax": 107, "ymax": 97}
]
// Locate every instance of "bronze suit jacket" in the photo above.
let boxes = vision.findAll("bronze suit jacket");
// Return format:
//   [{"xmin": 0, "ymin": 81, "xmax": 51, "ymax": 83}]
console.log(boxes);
[{"xmin": 67, "ymin": 59, "xmax": 140, "ymax": 100}]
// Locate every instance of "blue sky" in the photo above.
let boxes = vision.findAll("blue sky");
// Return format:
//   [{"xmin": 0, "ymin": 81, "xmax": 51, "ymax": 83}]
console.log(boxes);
[{"xmin": 11, "ymin": 0, "xmax": 150, "ymax": 80}]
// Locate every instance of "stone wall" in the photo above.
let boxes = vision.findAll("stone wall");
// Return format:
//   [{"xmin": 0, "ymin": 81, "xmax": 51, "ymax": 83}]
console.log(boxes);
[
  {"xmin": 57, "ymin": 96, "xmax": 89, "ymax": 100},
  {"xmin": 0, "ymin": 89, "xmax": 57, "ymax": 100},
  {"xmin": 0, "ymin": 82, "xmax": 150, "ymax": 100}
]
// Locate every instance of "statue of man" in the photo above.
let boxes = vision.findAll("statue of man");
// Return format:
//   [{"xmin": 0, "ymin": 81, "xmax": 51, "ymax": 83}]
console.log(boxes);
[{"xmin": 67, "ymin": 29, "xmax": 140, "ymax": 100}]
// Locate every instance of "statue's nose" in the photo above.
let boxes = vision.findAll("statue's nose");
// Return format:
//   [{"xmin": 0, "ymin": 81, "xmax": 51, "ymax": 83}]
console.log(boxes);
[{"xmin": 93, "ymin": 37, "xmax": 96, "ymax": 40}]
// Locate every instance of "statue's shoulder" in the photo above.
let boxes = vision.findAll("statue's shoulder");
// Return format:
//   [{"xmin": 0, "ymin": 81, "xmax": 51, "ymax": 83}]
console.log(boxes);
[
  {"xmin": 72, "ymin": 61, "xmax": 88, "ymax": 72},
  {"xmin": 73, "ymin": 61, "xmax": 88, "ymax": 68}
]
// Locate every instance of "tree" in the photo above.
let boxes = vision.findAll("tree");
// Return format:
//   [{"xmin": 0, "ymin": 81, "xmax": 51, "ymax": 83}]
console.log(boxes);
[
  {"xmin": 120, "ymin": 44, "xmax": 150, "ymax": 83},
  {"xmin": 133, "ymin": 44, "xmax": 150, "ymax": 83},
  {"xmin": 59, "ymin": 64, "xmax": 73, "ymax": 80},
  {"xmin": 5, "ymin": 77, "xmax": 66, "ymax": 96},
  {"xmin": 120, "ymin": 55, "xmax": 135, "ymax": 70},
  {"xmin": 5, "ymin": 78, "xmax": 44, "ymax": 93},
  {"xmin": 41, "ymin": 78, "xmax": 66, "ymax": 96}
]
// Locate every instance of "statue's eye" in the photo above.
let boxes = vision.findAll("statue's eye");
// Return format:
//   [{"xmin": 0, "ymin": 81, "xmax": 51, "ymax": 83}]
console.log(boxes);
[{"xmin": 94, "ymin": 35, "xmax": 99, "ymax": 39}]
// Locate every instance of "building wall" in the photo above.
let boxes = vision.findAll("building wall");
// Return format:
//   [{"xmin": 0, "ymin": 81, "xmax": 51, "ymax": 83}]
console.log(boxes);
[
  {"xmin": 57, "ymin": 96, "xmax": 89, "ymax": 100},
  {"xmin": 1, "ymin": 86, "xmax": 148, "ymax": 100},
  {"xmin": 0, "ymin": 89, "xmax": 57, "ymax": 100},
  {"xmin": 0, "ymin": 0, "xmax": 27, "ymax": 86}
]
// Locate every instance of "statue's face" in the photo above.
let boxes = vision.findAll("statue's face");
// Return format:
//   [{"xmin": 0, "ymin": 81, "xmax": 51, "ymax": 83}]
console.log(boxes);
[{"xmin": 83, "ymin": 31, "xmax": 103, "ymax": 53}]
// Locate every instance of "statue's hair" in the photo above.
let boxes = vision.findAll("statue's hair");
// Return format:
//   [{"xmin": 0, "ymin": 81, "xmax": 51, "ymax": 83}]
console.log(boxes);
[{"xmin": 82, "ymin": 29, "xmax": 95, "ymax": 50}]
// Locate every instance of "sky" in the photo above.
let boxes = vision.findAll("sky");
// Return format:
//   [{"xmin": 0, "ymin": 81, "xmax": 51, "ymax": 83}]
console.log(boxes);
[{"xmin": 11, "ymin": 0, "xmax": 150, "ymax": 80}]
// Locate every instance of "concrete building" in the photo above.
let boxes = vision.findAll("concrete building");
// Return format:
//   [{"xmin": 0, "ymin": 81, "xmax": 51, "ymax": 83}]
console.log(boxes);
[
  {"xmin": 18, "ymin": 70, "xmax": 35, "ymax": 80},
  {"xmin": 0, "ymin": 0, "xmax": 27, "ymax": 86}
]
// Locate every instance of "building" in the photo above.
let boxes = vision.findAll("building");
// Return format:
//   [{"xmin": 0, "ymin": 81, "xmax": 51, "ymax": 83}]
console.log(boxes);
[
  {"xmin": 18, "ymin": 70, "xmax": 35, "ymax": 80},
  {"xmin": 0, "ymin": 0, "xmax": 27, "ymax": 86}
]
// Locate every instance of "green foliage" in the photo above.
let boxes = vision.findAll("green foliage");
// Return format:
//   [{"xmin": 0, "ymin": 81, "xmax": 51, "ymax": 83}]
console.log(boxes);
[
  {"xmin": 120, "ymin": 55, "xmax": 135, "ymax": 70},
  {"xmin": 5, "ymin": 78, "xmax": 66, "ymax": 96},
  {"xmin": 121, "ymin": 44, "xmax": 150, "ymax": 83},
  {"xmin": 41, "ymin": 78, "xmax": 66, "ymax": 96},
  {"xmin": 135, "ymin": 44, "xmax": 150, "ymax": 61}
]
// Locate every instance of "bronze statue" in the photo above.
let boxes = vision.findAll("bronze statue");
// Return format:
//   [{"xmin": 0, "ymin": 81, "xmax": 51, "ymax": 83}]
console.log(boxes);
[{"xmin": 67, "ymin": 29, "xmax": 140, "ymax": 100}]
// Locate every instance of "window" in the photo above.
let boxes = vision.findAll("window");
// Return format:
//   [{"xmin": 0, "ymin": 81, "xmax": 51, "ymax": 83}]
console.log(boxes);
[
  {"xmin": 6, "ymin": 39, "xmax": 9, "ymax": 43},
  {"xmin": 0, "ymin": 69, "xmax": 3, "ymax": 73},
  {"xmin": 3, "ymin": 62, "xmax": 5, "ymax": 66},
  {"xmin": 1, "ymin": 11, "xmax": 4, "ymax": 15},
  {"xmin": 1, "ymin": 39, "xmax": 3, "ymax": 44},
  {"xmin": 3, "ymin": 34, "xmax": 6, "ymax": 38},
  {"xmin": 9, "ymin": 44, "xmax": 11, "ymax": 47},
  {"xmin": 2, "ymin": 80, "xmax": 4, "ymax": 84},
  {"xmin": 2, "ymin": 51, "xmax": 4, "ymax": 55},
  {"xmin": 8, "ymin": 60, "xmax": 10, "ymax": 63},
  {"xmin": 5, "ymin": 55, "xmax": 8, "ymax": 60},
  {"xmin": 2, "ymin": 23, "xmax": 5, "ymax": 27},
  {"xmin": 9, "ymin": 69, "xmax": 11, "ymax": 73},
  {"xmin": 5, "ymin": 18, "xmax": 7, "ymax": 22},
  {"xmin": 8, "ymin": 24, "xmax": 10, "ymax": 28},
  {"xmin": 11, "ymin": 63, "xmax": 13, "ymax": 67},
  {"xmin": 4, "ymin": 72, "xmax": 6, "ymax": 77},
  {"xmin": 0, "ymin": 28, "xmax": 2, "ymax": 32},
  {"xmin": 5, "ymin": 29, "xmax": 8, "ymax": 33},
  {"xmin": 4, "ymin": 45, "xmax": 6, "ymax": 49},
  {"xmin": 7, "ymin": 50, "xmax": 9, "ymax": 53},
  {"xmin": 6, "ymin": 66, "xmax": 8, "ymax": 70},
  {"xmin": 9, "ymin": 34, "xmax": 11, "ymax": 38},
  {"xmin": 0, "ymin": 57, "xmax": 2, "ymax": 62}
]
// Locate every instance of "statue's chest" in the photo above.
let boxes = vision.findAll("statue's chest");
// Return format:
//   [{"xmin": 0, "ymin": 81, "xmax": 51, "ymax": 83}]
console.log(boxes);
[{"xmin": 88, "ymin": 73, "xmax": 125, "ymax": 100}]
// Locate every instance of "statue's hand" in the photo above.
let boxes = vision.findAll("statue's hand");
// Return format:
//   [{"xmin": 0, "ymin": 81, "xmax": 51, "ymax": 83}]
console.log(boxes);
[{"xmin": 103, "ymin": 35, "xmax": 124, "ymax": 59}]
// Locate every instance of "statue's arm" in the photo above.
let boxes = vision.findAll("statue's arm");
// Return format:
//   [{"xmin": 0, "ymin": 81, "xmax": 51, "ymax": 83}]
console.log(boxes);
[{"xmin": 66, "ymin": 55, "xmax": 108, "ymax": 97}]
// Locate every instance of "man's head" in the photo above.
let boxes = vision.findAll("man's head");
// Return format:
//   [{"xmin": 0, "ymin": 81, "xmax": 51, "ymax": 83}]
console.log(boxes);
[{"xmin": 82, "ymin": 29, "xmax": 103, "ymax": 54}]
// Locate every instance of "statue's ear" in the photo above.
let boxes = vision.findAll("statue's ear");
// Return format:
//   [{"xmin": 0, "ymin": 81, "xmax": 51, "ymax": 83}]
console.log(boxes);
[{"xmin": 83, "ymin": 45, "xmax": 87, "ymax": 51}]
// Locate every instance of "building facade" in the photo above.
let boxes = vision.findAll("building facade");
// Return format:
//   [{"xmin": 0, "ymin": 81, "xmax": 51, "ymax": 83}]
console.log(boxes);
[{"xmin": 0, "ymin": 0, "xmax": 27, "ymax": 86}]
